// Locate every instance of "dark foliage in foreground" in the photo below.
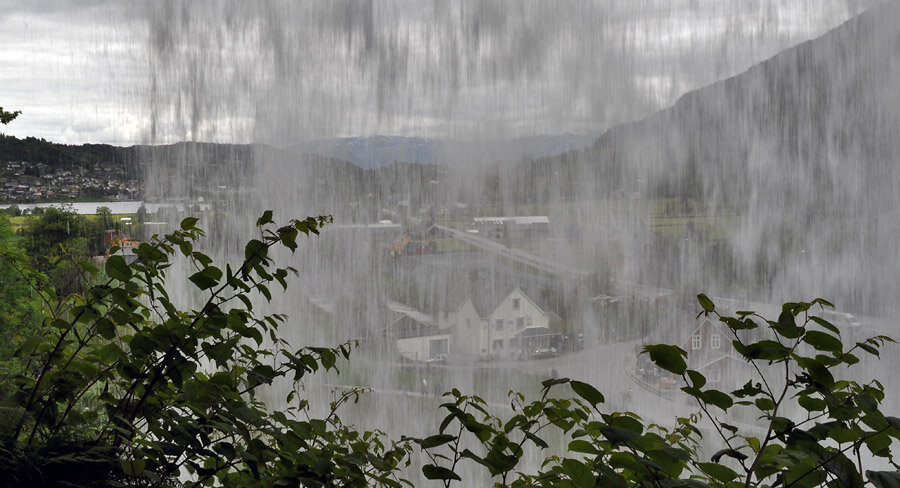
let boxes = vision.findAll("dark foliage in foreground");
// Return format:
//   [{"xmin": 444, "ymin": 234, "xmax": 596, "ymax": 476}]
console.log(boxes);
[{"xmin": 1, "ymin": 213, "xmax": 898, "ymax": 487}]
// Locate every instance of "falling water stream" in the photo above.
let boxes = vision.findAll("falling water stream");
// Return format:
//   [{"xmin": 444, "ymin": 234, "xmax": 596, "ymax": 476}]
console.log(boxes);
[{"xmin": 136, "ymin": 1, "xmax": 900, "ymax": 483}]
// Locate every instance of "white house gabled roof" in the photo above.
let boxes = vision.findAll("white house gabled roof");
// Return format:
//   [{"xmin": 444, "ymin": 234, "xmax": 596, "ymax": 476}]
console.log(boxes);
[{"xmin": 491, "ymin": 287, "xmax": 547, "ymax": 318}]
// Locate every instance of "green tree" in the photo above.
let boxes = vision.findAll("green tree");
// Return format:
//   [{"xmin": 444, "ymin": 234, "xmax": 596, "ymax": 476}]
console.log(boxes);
[
  {"xmin": 23, "ymin": 205, "xmax": 105, "ymax": 295},
  {"xmin": 136, "ymin": 205, "xmax": 147, "ymax": 224},
  {"xmin": 1, "ymin": 212, "xmax": 409, "ymax": 487},
  {"xmin": 0, "ymin": 214, "xmax": 43, "ymax": 394},
  {"xmin": 0, "ymin": 107, "xmax": 21, "ymax": 125},
  {"xmin": 96, "ymin": 206, "xmax": 113, "ymax": 230}
]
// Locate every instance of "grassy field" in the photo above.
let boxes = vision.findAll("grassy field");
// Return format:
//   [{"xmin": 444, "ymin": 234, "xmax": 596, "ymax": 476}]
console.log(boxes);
[{"xmin": 7, "ymin": 213, "xmax": 137, "ymax": 233}]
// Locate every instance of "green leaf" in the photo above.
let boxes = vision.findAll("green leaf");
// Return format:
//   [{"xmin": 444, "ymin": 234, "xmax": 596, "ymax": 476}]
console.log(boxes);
[
  {"xmin": 128, "ymin": 334, "xmax": 156, "ymax": 357},
  {"xmin": 568, "ymin": 439, "xmax": 599, "ymax": 455},
  {"xmin": 823, "ymin": 452, "xmax": 864, "ymax": 488},
  {"xmin": 774, "ymin": 310, "xmax": 801, "ymax": 339},
  {"xmin": 643, "ymin": 344, "xmax": 687, "ymax": 375},
  {"xmin": 96, "ymin": 317, "xmax": 117, "ymax": 340},
  {"xmin": 280, "ymin": 227, "xmax": 299, "ymax": 251},
  {"xmin": 809, "ymin": 315, "xmax": 841, "ymax": 335},
  {"xmin": 180, "ymin": 216, "xmax": 199, "ymax": 230},
  {"xmin": 189, "ymin": 266, "xmax": 223, "ymax": 291},
  {"xmin": 702, "ymin": 389, "xmax": 734, "ymax": 411},
  {"xmin": 697, "ymin": 294, "xmax": 715, "ymax": 312},
  {"xmin": 609, "ymin": 415, "xmax": 644, "ymax": 434},
  {"xmin": 795, "ymin": 356, "xmax": 835, "ymax": 386},
  {"xmin": 687, "ymin": 370, "xmax": 706, "ymax": 389},
  {"xmin": 256, "ymin": 210, "xmax": 274, "ymax": 227},
  {"xmin": 105, "ymin": 255, "xmax": 131, "ymax": 281},
  {"xmin": 244, "ymin": 239, "xmax": 267, "ymax": 263},
  {"xmin": 422, "ymin": 464, "xmax": 462, "ymax": 481},
  {"xmin": 802, "ymin": 330, "xmax": 843, "ymax": 353},
  {"xmin": 418, "ymin": 434, "xmax": 456, "ymax": 449},
  {"xmin": 856, "ymin": 341, "xmax": 880, "ymax": 357},
  {"xmin": 868, "ymin": 471, "xmax": 900, "ymax": 488},
  {"xmin": 784, "ymin": 458, "xmax": 826, "ymax": 488},
  {"xmin": 754, "ymin": 397, "xmax": 776, "ymax": 411},
  {"xmin": 600, "ymin": 425, "xmax": 639, "ymax": 445},
  {"xmin": 570, "ymin": 380, "xmax": 605, "ymax": 407},
  {"xmin": 885, "ymin": 417, "xmax": 900, "ymax": 434},
  {"xmin": 743, "ymin": 340, "xmax": 790, "ymax": 361},
  {"xmin": 561, "ymin": 458, "xmax": 596, "ymax": 488},
  {"xmin": 77, "ymin": 259, "xmax": 99, "ymax": 275},
  {"xmin": 542, "ymin": 377, "xmax": 570, "ymax": 389},
  {"xmin": 697, "ymin": 462, "xmax": 739, "ymax": 483},
  {"xmin": 120, "ymin": 458, "xmax": 146, "ymax": 477},
  {"xmin": 797, "ymin": 395, "xmax": 826, "ymax": 412},
  {"xmin": 192, "ymin": 251, "xmax": 213, "ymax": 267},
  {"xmin": 721, "ymin": 316, "xmax": 757, "ymax": 330}
]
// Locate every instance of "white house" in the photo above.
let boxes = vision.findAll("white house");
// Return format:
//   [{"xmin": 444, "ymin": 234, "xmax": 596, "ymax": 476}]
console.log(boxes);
[
  {"xmin": 383, "ymin": 299, "xmax": 447, "ymax": 362},
  {"xmin": 443, "ymin": 298, "xmax": 488, "ymax": 361},
  {"xmin": 488, "ymin": 288, "xmax": 562, "ymax": 356},
  {"xmin": 393, "ymin": 288, "xmax": 563, "ymax": 363},
  {"xmin": 486, "ymin": 288, "xmax": 555, "ymax": 356}
]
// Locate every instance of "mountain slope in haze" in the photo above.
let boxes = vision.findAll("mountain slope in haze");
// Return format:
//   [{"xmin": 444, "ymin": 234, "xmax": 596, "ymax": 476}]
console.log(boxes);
[
  {"xmin": 542, "ymin": 0, "xmax": 900, "ymax": 311},
  {"xmin": 562, "ymin": 0, "xmax": 900, "ymax": 202}
]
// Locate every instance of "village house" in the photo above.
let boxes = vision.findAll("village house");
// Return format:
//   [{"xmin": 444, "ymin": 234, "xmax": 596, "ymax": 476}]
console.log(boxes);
[
  {"xmin": 383, "ymin": 299, "xmax": 450, "ymax": 362},
  {"xmin": 680, "ymin": 318, "xmax": 746, "ymax": 385},
  {"xmin": 389, "ymin": 287, "xmax": 564, "ymax": 363},
  {"xmin": 484, "ymin": 288, "xmax": 562, "ymax": 359}
]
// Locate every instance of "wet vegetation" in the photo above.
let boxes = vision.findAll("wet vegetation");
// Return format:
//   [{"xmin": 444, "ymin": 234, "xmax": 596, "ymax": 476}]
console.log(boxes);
[{"xmin": 1, "ymin": 214, "xmax": 898, "ymax": 487}]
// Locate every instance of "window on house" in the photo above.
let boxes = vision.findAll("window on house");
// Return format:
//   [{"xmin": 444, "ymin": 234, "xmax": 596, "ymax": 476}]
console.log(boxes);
[
  {"xmin": 495, "ymin": 319, "xmax": 503, "ymax": 331},
  {"xmin": 711, "ymin": 334, "xmax": 721, "ymax": 349},
  {"xmin": 708, "ymin": 369, "xmax": 721, "ymax": 383},
  {"xmin": 691, "ymin": 334, "xmax": 702, "ymax": 350},
  {"xmin": 465, "ymin": 318, "xmax": 471, "ymax": 329},
  {"xmin": 517, "ymin": 317, "xmax": 524, "ymax": 328},
  {"xmin": 430, "ymin": 338, "xmax": 449, "ymax": 358},
  {"xmin": 492, "ymin": 339, "xmax": 503, "ymax": 351},
  {"xmin": 512, "ymin": 298, "xmax": 520, "ymax": 310}
]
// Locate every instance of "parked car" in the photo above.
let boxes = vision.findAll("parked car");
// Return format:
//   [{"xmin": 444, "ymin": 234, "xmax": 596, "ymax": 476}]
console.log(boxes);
[
  {"xmin": 426, "ymin": 354, "xmax": 450, "ymax": 364},
  {"xmin": 529, "ymin": 346, "xmax": 557, "ymax": 359}
]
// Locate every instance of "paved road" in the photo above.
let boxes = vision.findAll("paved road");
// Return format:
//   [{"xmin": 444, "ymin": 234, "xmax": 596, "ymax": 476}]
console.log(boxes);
[{"xmin": 434, "ymin": 224, "xmax": 591, "ymax": 278}]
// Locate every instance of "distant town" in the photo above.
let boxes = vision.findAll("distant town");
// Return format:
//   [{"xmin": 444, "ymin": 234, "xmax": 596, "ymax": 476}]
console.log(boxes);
[{"xmin": 0, "ymin": 160, "xmax": 142, "ymax": 204}]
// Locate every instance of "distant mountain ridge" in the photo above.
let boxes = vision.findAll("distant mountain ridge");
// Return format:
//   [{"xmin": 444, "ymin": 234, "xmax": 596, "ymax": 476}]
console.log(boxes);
[
  {"xmin": 293, "ymin": 132, "xmax": 604, "ymax": 168},
  {"xmin": 1, "ymin": 130, "xmax": 603, "ymax": 171}
]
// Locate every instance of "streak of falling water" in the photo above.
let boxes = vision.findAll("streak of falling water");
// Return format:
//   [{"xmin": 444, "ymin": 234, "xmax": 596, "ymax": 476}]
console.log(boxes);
[{"xmin": 132, "ymin": 0, "xmax": 900, "ymax": 483}]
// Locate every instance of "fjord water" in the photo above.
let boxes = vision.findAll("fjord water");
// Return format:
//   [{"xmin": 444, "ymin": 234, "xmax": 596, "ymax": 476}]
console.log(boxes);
[{"xmin": 138, "ymin": 1, "xmax": 900, "ymax": 481}]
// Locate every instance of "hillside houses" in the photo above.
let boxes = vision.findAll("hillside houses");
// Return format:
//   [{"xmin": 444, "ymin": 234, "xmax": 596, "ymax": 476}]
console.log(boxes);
[{"xmin": 0, "ymin": 161, "xmax": 142, "ymax": 203}]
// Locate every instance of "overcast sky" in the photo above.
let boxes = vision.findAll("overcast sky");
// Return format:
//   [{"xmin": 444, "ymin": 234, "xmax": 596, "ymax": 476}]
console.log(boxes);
[{"xmin": 0, "ymin": 0, "xmax": 885, "ymax": 146}]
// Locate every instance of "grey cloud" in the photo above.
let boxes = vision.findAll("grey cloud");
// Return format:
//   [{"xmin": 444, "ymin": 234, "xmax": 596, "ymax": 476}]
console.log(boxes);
[{"xmin": 0, "ymin": 0, "xmax": 887, "ymax": 144}]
